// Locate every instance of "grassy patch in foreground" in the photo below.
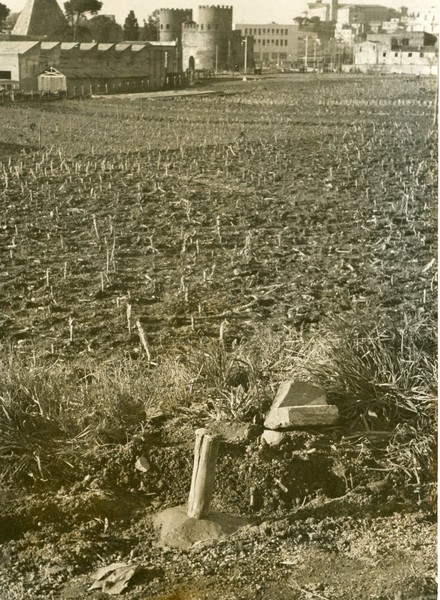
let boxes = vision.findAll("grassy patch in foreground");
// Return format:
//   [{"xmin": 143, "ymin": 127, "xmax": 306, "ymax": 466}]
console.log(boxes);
[{"xmin": 0, "ymin": 313, "xmax": 436, "ymax": 491}]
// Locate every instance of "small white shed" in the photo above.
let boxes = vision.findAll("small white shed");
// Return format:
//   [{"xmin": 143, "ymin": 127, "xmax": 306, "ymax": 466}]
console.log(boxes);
[{"xmin": 38, "ymin": 67, "xmax": 67, "ymax": 93}]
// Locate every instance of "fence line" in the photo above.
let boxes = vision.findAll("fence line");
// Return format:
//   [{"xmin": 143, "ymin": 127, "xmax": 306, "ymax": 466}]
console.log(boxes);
[{"xmin": 0, "ymin": 70, "xmax": 214, "ymax": 103}]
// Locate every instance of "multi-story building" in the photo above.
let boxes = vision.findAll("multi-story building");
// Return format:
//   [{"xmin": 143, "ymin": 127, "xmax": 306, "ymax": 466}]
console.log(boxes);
[
  {"xmin": 407, "ymin": 7, "xmax": 438, "ymax": 35},
  {"xmin": 335, "ymin": 23, "xmax": 355, "ymax": 45},
  {"xmin": 307, "ymin": 1, "xmax": 331, "ymax": 22},
  {"xmin": 306, "ymin": 0, "xmax": 339, "ymax": 22},
  {"xmin": 337, "ymin": 4, "xmax": 401, "ymax": 27},
  {"xmin": 234, "ymin": 22, "xmax": 299, "ymax": 67},
  {"xmin": 364, "ymin": 30, "xmax": 437, "ymax": 48},
  {"xmin": 381, "ymin": 18, "xmax": 402, "ymax": 33},
  {"xmin": 354, "ymin": 31, "xmax": 438, "ymax": 74}
]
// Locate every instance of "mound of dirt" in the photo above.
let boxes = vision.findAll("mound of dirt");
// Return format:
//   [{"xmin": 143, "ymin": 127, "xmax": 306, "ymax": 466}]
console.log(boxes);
[{"xmin": 0, "ymin": 421, "xmax": 436, "ymax": 599}]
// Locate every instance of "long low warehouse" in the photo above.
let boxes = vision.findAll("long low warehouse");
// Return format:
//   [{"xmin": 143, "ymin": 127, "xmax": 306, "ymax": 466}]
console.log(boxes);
[{"xmin": 0, "ymin": 40, "xmax": 179, "ymax": 95}]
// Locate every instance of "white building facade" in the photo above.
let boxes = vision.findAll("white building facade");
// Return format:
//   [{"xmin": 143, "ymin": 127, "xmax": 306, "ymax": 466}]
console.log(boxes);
[
  {"xmin": 407, "ymin": 7, "xmax": 439, "ymax": 35},
  {"xmin": 354, "ymin": 39, "xmax": 438, "ymax": 75},
  {"xmin": 235, "ymin": 23, "xmax": 300, "ymax": 67}
]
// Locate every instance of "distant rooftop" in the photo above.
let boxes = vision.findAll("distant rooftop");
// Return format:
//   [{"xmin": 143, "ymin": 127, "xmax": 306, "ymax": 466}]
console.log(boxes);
[
  {"xmin": 0, "ymin": 40, "xmax": 39, "ymax": 53},
  {"xmin": 79, "ymin": 43, "xmax": 98, "ymax": 51},
  {"xmin": 41, "ymin": 41, "xmax": 60, "ymax": 50},
  {"xmin": 61, "ymin": 43, "xmax": 79, "ymax": 50}
]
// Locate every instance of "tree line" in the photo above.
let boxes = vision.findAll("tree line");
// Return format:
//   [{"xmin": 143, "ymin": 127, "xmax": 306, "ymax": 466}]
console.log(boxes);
[{"xmin": 0, "ymin": 1, "xmax": 159, "ymax": 43}]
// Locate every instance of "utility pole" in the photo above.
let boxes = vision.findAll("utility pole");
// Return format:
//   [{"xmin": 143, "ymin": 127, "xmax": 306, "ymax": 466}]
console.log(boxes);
[
  {"xmin": 244, "ymin": 35, "xmax": 248, "ymax": 75},
  {"xmin": 304, "ymin": 35, "xmax": 309, "ymax": 70},
  {"xmin": 175, "ymin": 37, "xmax": 179, "ymax": 72},
  {"xmin": 215, "ymin": 44, "xmax": 218, "ymax": 74}
]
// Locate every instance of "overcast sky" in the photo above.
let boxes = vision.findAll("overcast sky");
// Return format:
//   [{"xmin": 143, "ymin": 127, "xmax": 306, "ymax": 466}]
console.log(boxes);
[{"xmin": 6, "ymin": 0, "xmax": 438, "ymax": 24}]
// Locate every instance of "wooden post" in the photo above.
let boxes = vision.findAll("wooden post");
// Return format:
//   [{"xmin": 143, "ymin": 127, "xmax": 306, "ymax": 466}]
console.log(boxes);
[{"xmin": 187, "ymin": 429, "xmax": 220, "ymax": 519}]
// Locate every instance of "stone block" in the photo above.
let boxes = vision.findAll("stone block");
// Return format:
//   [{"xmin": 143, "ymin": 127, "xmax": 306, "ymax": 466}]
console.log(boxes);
[
  {"xmin": 261, "ymin": 430, "xmax": 286, "ymax": 447},
  {"xmin": 264, "ymin": 381, "xmax": 338, "ymax": 430},
  {"xmin": 135, "ymin": 456, "xmax": 150, "ymax": 472}
]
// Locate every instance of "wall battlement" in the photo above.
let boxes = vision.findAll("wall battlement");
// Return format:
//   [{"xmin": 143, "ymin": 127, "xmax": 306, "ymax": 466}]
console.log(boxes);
[
  {"xmin": 159, "ymin": 8, "xmax": 193, "ymax": 43},
  {"xmin": 197, "ymin": 5, "xmax": 233, "ymax": 32},
  {"xmin": 159, "ymin": 8, "xmax": 193, "ymax": 16}
]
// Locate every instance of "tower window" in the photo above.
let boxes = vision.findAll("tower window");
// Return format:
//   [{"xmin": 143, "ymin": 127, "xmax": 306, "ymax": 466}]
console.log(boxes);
[{"xmin": 166, "ymin": 24, "xmax": 170, "ymax": 29}]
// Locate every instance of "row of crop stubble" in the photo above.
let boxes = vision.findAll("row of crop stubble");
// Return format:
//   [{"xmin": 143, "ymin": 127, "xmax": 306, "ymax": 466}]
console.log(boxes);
[{"xmin": 0, "ymin": 75, "xmax": 436, "ymax": 488}]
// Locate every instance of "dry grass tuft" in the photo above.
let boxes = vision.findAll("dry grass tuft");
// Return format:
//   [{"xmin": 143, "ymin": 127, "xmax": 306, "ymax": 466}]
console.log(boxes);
[{"xmin": 0, "ymin": 313, "xmax": 436, "ymax": 488}]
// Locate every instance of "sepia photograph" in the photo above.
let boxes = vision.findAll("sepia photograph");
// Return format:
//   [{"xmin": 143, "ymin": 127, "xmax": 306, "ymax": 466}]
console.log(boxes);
[{"xmin": 0, "ymin": 0, "xmax": 437, "ymax": 598}]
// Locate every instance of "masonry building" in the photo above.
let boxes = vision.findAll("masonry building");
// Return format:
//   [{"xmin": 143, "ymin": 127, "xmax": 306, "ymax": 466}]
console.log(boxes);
[
  {"xmin": 354, "ymin": 30, "xmax": 438, "ymax": 74},
  {"xmin": 159, "ymin": 6, "xmax": 253, "ymax": 72},
  {"xmin": 234, "ymin": 22, "xmax": 300, "ymax": 68},
  {"xmin": 1, "ymin": 1, "xmax": 253, "ymax": 93}
]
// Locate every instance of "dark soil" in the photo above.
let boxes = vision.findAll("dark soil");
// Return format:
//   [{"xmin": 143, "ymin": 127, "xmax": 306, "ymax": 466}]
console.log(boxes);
[
  {"xmin": 0, "ymin": 423, "xmax": 436, "ymax": 599},
  {"xmin": 0, "ymin": 76, "xmax": 436, "ymax": 360},
  {"xmin": 0, "ymin": 75, "xmax": 437, "ymax": 599}
]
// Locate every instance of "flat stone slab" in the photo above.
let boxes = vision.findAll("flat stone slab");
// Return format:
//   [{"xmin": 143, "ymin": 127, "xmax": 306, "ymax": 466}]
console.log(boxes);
[
  {"xmin": 264, "ymin": 381, "xmax": 339, "ymax": 430},
  {"xmin": 154, "ymin": 506, "xmax": 250, "ymax": 550}
]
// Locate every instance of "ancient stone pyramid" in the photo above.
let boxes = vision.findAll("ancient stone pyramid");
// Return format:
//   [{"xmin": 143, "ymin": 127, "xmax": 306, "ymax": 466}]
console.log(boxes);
[{"xmin": 12, "ymin": 0, "xmax": 66, "ymax": 38}]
